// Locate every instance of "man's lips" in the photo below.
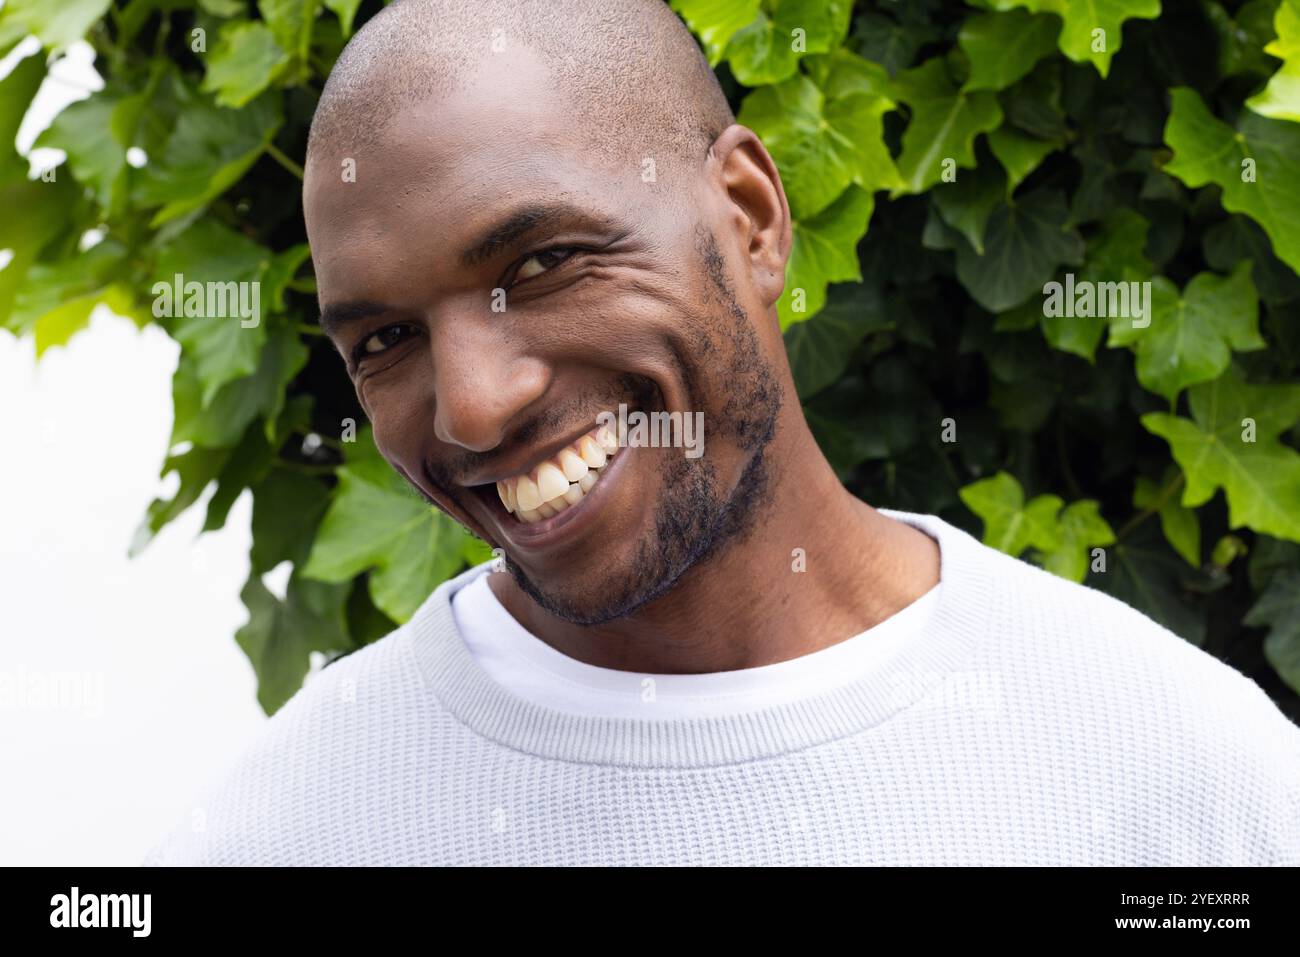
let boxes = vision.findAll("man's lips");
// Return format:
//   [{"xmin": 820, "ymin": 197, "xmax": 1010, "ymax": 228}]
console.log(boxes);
[
  {"xmin": 477, "ymin": 435, "xmax": 633, "ymax": 553},
  {"xmin": 496, "ymin": 423, "xmax": 617, "ymax": 518}
]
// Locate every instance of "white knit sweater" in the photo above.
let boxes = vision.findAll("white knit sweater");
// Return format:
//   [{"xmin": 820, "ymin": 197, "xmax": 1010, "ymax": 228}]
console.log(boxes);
[{"xmin": 143, "ymin": 510, "xmax": 1300, "ymax": 865}]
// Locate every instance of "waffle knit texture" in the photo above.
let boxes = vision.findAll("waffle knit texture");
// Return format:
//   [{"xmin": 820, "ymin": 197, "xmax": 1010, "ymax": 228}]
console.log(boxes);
[{"xmin": 142, "ymin": 509, "xmax": 1300, "ymax": 865}]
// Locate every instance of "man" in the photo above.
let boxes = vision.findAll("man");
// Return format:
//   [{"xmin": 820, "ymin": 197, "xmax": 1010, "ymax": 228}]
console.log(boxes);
[{"xmin": 144, "ymin": 0, "xmax": 1299, "ymax": 865}]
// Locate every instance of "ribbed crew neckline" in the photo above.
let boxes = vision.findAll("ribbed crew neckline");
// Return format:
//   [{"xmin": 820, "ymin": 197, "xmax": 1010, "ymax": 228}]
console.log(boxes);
[{"xmin": 406, "ymin": 509, "xmax": 994, "ymax": 768}]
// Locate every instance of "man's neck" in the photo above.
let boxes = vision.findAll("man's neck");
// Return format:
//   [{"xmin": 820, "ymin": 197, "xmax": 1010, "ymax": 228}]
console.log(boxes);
[{"xmin": 490, "ymin": 414, "xmax": 941, "ymax": 674}]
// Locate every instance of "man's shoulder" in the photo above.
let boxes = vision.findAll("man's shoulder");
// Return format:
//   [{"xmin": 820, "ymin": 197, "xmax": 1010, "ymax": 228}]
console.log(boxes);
[
  {"xmin": 255, "ymin": 617, "xmax": 430, "ymax": 738},
  {"xmin": 964, "ymin": 532, "xmax": 1298, "ymax": 816},
  {"xmin": 142, "ymin": 621, "xmax": 436, "ymax": 865},
  {"xmin": 933, "ymin": 526, "xmax": 1299, "ymax": 862},
  {"xmin": 975, "ymin": 539, "xmax": 1258, "ymax": 694},
  {"xmin": 969, "ymin": 531, "xmax": 1287, "ymax": 720}
]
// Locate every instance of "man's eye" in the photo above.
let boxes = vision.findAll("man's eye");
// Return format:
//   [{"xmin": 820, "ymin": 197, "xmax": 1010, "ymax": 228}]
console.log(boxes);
[
  {"xmin": 358, "ymin": 323, "xmax": 414, "ymax": 357},
  {"xmin": 514, "ymin": 247, "xmax": 575, "ymax": 283}
]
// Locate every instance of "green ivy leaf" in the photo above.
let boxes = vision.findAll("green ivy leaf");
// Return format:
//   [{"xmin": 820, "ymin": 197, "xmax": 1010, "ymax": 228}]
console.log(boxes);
[
  {"xmin": 778, "ymin": 184, "xmax": 874, "ymax": 328},
  {"xmin": 171, "ymin": 322, "xmax": 308, "ymax": 449},
  {"xmin": 1211, "ymin": 0, "xmax": 1283, "ymax": 79},
  {"xmin": 1036, "ymin": 499, "xmax": 1116, "ymax": 582},
  {"xmin": 725, "ymin": 0, "xmax": 853, "ymax": 85},
  {"xmin": 7, "ymin": 241, "xmax": 149, "ymax": 354},
  {"xmin": 0, "ymin": 56, "xmax": 78, "ymax": 325},
  {"xmin": 1134, "ymin": 470, "xmax": 1201, "ymax": 567},
  {"xmin": 999, "ymin": 59, "xmax": 1068, "ymax": 141},
  {"xmin": 461, "ymin": 535, "xmax": 496, "ymax": 567},
  {"xmin": 784, "ymin": 282, "xmax": 892, "ymax": 398},
  {"xmin": 199, "ymin": 0, "xmax": 247, "ymax": 15},
  {"xmin": 260, "ymin": 0, "xmax": 322, "ymax": 84},
  {"xmin": 958, "ymin": 9, "xmax": 1061, "ymax": 92},
  {"xmin": 1041, "ymin": 208, "xmax": 1151, "ymax": 361},
  {"xmin": 0, "ymin": 0, "xmax": 112, "ymax": 49},
  {"xmin": 893, "ymin": 56, "xmax": 1003, "ymax": 194},
  {"xmin": 0, "ymin": 52, "xmax": 44, "ymax": 177},
  {"xmin": 262, "ymin": 243, "xmax": 312, "ymax": 311},
  {"xmin": 202, "ymin": 20, "xmax": 291, "ymax": 108},
  {"xmin": 135, "ymin": 79, "xmax": 283, "ymax": 226},
  {"xmin": 1250, "ymin": 535, "xmax": 1300, "ymax": 591},
  {"xmin": 805, "ymin": 356, "xmax": 942, "ymax": 473},
  {"xmin": 130, "ymin": 444, "xmax": 231, "ymax": 556},
  {"xmin": 740, "ymin": 48, "xmax": 901, "ymax": 218},
  {"xmin": 34, "ymin": 86, "xmax": 149, "ymax": 215},
  {"xmin": 1142, "ymin": 366, "xmax": 1300, "ymax": 542},
  {"xmin": 1109, "ymin": 260, "xmax": 1264, "ymax": 402},
  {"xmin": 1164, "ymin": 86, "xmax": 1300, "ymax": 275},
  {"xmin": 930, "ymin": 157, "xmax": 1005, "ymax": 254},
  {"xmin": 1244, "ymin": 569, "xmax": 1300, "ymax": 695},
  {"xmin": 1095, "ymin": 523, "xmax": 1207, "ymax": 646},
  {"xmin": 323, "ymin": 0, "xmax": 362, "ymax": 37},
  {"xmin": 154, "ymin": 218, "xmax": 273, "ymax": 405},
  {"xmin": 995, "ymin": 299, "xmax": 1043, "ymax": 331},
  {"xmin": 959, "ymin": 471, "xmax": 1063, "ymax": 555},
  {"xmin": 1246, "ymin": 0, "xmax": 1300, "ymax": 121},
  {"xmin": 1203, "ymin": 215, "xmax": 1300, "ymax": 304},
  {"xmin": 850, "ymin": 11, "xmax": 937, "ymax": 77},
  {"xmin": 302, "ymin": 429, "xmax": 471, "ymax": 622},
  {"xmin": 669, "ymin": 0, "xmax": 762, "ymax": 65},
  {"xmin": 982, "ymin": 0, "xmax": 1162, "ymax": 77},
  {"xmin": 931, "ymin": 187, "xmax": 1085, "ymax": 312},
  {"xmin": 202, "ymin": 422, "xmax": 274, "ymax": 534},
  {"xmin": 986, "ymin": 124, "xmax": 1061, "ymax": 194},
  {"xmin": 251, "ymin": 469, "xmax": 333, "ymax": 574},
  {"xmin": 235, "ymin": 571, "xmax": 355, "ymax": 716},
  {"xmin": 0, "ymin": 183, "xmax": 71, "ymax": 327}
]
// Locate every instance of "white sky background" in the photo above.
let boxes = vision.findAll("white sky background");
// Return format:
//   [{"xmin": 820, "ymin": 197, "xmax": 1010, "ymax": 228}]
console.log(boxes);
[{"xmin": 0, "ymin": 40, "xmax": 270, "ymax": 865}]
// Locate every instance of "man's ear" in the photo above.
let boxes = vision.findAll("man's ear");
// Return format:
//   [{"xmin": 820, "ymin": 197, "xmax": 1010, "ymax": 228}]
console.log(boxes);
[{"xmin": 709, "ymin": 124, "xmax": 793, "ymax": 309}]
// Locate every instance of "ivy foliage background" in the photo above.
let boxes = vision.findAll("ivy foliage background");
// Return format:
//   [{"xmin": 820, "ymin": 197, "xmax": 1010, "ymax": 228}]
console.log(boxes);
[{"xmin": 3, "ymin": 0, "xmax": 1300, "ymax": 720}]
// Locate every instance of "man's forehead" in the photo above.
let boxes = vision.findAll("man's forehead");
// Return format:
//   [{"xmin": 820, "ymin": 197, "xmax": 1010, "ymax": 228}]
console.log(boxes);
[
  {"xmin": 328, "ymin": 40, "xmax": 567, "ymax": 169},
  {"xmin": 305, "ymin": 134, "xmax": 641, "ymax": 316},
  {"xmin": 304, "ymin": 41, "xmax": 692, "ymax": 307},
  {"xmin": 305, "ymin": 49, "xmax": 594, "ymax": 241}
]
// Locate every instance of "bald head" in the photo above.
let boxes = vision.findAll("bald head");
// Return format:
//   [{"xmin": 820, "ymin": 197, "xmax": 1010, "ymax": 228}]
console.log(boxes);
[{"xmin": 307, "ymin": 0, "xmax": 734, "ymax": 170}]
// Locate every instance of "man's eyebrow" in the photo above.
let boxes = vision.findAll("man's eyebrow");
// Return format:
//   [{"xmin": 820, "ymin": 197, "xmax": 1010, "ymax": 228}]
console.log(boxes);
[
  {"xmin": 319, "ymin": 299, "xmax": 393, "ymax": 337},
  {"xmin": 460, "ymin": 202, "xmax": 594, "ymax": 268}
]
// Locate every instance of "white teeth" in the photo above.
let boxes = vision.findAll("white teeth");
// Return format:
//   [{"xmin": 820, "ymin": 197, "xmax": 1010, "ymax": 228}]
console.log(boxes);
[
  {"xmin": 516, "ymin": 475, "xmax": 541, "ymax": 512},
  {"xmin": 536, "ymin": 462, "xmax": 569, "ymax": 503},
  {"xmin": 578, "ymin": 436, "xmax": 606, "ymax": 468},
  {"xmin": 558, "ymin": 448, "xmax": 589, "ymax": 482},
  {"xmin": 501, "ymin": 421, "xmax": 627, "ymax": 524}
]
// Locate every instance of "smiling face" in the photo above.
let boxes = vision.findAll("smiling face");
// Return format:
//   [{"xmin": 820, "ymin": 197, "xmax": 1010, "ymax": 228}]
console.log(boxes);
[{"xmin": 305, "ymin": 45, "xmax": 791, "ymax": 625}]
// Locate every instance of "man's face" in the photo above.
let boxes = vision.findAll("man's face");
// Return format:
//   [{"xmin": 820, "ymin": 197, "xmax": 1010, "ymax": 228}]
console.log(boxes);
[{"xmin": 304, "ymin": 47, "xmax": 785, "ymax": 624}]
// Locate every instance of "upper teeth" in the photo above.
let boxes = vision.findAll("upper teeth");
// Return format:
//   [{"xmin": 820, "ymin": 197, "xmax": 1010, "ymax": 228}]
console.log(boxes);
[{"xmin": 496, "ymin": 424, "xmax": 619, "ymax": 523}]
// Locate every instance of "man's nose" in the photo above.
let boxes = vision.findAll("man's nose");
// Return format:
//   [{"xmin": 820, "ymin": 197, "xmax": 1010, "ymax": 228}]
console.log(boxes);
[{"xmin": 428, "ymin": 317, "xmax": 550, "ymax": 452}]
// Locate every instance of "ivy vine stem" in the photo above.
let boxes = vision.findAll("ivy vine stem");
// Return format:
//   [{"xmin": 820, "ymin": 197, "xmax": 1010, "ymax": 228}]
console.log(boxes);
[
  {"xmin": 267, "ymin": 143, "xmax": 305, "ymax": 180},
  {"xmin": 1115, "ymin": 472, "xmax": 1187, "ymax": 542}
]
